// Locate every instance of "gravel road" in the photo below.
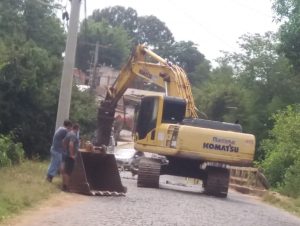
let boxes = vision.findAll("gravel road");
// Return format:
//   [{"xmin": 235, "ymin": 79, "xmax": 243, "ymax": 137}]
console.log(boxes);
[{"xmin": 11, "ymin": 172, "xmax": 300, "ymax": 226}]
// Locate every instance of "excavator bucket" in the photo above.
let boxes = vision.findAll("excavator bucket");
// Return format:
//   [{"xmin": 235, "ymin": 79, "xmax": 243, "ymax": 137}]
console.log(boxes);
[{"xmin": 68, "ymin": 151, "xmax": 126, "ymax": 196}]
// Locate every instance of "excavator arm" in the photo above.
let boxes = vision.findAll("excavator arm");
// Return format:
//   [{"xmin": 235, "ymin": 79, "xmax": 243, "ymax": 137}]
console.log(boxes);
[{"xmin": 95, "ymin": 45, "xmax": 197, "ymax": 146}]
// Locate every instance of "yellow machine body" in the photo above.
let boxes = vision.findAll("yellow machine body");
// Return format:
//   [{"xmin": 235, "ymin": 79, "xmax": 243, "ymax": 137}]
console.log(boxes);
[
  {"xmin": 135, "ymin": 124, "xmax": 255, "ymax": 166},
  {"xmin": 134, "ymin": 96, "xmax": 255, "ymax": 167}
]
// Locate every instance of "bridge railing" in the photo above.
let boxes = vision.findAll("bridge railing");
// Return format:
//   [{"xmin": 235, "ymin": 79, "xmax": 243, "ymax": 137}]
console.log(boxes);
[{"xmin": 229, "ymin": 166, "xmax": 269, "ymax": 196}]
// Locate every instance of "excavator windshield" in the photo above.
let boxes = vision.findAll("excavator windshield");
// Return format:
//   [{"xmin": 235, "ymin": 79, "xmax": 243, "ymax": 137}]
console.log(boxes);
[
  {"xmin": 162, "ymin": 97, "xmax": 186, "ymax": 124},
  {"xmin": 136, "ymin": 96, "xmax": 159, "ymax": 140}
]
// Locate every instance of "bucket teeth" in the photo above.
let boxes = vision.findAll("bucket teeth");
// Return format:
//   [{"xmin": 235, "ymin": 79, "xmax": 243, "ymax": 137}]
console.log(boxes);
[{"xmin": 90, "ymin": 190, "xmax": 126, "ymax": 196}]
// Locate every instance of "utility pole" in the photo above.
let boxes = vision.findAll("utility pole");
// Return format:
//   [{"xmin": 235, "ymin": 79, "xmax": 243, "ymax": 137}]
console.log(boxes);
[
  {"xmin": 55, "ymin": 0, "xmax": 81, "ymax": 129},
  {"xmin": 90, "ymin": 41, "xmax": 99, "ymax": 93}
]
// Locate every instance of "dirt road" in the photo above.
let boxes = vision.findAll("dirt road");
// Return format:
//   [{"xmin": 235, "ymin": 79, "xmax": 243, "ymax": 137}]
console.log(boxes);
[{"xmin": 6, "ymin": 173, "xmax": 300, "ymax": 226}]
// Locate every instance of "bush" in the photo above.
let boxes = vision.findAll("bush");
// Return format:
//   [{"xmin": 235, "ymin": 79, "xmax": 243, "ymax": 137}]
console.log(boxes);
[
  {"xmin": 261, "ymin": 149, "xmax": 294, "ymax": 187},
  {"xmin": 280, "ymin": 159, "xmax": 300, "ymax": 198},
  {"xmin": 260, "ymin": 105, "xmax": 300, "ymax": 197},
  {"xmin": 0, "ymin": 135, "xmax": 24, "ymax": 167}
]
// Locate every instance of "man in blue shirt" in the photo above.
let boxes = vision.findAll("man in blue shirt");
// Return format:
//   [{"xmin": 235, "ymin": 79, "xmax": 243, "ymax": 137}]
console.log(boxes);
[
  {"xmin": 46, "ymin": 119, "xmax": 72, "ymax": 182},
  {"xmin": 62, "ymin": 123, "xmax": 80, "ymax": 191}
]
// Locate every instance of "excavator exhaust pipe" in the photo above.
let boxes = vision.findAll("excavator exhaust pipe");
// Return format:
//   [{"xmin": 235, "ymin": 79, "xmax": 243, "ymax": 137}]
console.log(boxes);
[{"xmin": 68, "ymin": 151, "xmax": 126, "ymax": 196}]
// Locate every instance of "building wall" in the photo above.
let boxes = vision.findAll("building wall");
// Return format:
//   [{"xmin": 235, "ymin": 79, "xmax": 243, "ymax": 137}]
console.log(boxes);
[{"xmin": 94, "ymin": 65, "xmax": 119, "ymax": 97}]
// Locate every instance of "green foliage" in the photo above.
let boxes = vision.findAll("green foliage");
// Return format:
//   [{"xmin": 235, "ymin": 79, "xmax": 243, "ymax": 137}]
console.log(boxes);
[
  {"xmin": 189, "ymin": 59, "xmax": 211, "ymax": 85},
  {"xmin": 260, "ymin": 105, "xmax": 300, "ymax": 197},
  {"xmin": 92, "ymin": 6, "xmax": 138, "ymax": 38},
  {"xmin": 0, "ymin": 0, "xmax": 64, "ymax": 158},
  {"xmin": 0, "ymin": 0, "xmax": 24, "ymax": 42},
  {"xmin": 22, "ymin": 0, "xmax": 65, "ymax": 56},
  {"xmin": 0, "ymin": 161, "xmax": 60, "ymax": 222},
  {"xmin": 211, "ymin": 32, "xmax": 300, "ymax": 160},
  {"xmin": 194, "ymin": 64, "xmax": 246, "ymax": 124},
  {"xmin": 0, "ymin": 135, "xmax": 24, "ymax": 167},
  {"xmin": 85, "ymin": 6, "xmax": 209, "ymax": 86},
  {"xmin": 281, "ymin": 159, "xmax": 300, "ymax": 198},
  {"xmin": 91, "ymin": 6, "xmax": 175, "ymax": 49},
  {"xmin": 70, "ymin": 86, "xmax": 98, "ymax": 139},
  {"xmin": 0, "ymin": 41, "xmax": 61, "ymax": 157},
  {"xmin": 272, "ymin": 0, "xmax": 300, "ymax": 69},
  {"xmin": 260, "ymin": 147, "xmax": 294, "ymax": 187},
  {"xmin": 137, "ymin": 15, "xmax": 174, "ymax": 48},
  {"xmin": 76, "ymin": 19, "xmax": 131, "ymax": 72},
  {"xmin": 159, "ymin": 41, "xmax": 206, "ymax": 74}
]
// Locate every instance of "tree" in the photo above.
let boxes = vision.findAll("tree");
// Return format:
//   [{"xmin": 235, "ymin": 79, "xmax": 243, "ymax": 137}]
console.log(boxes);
[
  {"xmin": 153, "ymin": 40, "xmax": 209, "ymax": 86},
  {"xmin": 23, "ymin": 0, "xmax": 65, "ymax": 56},
  {"xmin": 160, "ymin": 41, "xmax": 205, "ymax": 73},
  {"xmin": 272, "ymin": 0, "xmax": 300, "ymax": 69},
  {"xmin": 0, "ymin": 0, "xmax": 65, "ymax": 56},
  {"xmin": 75, "ymin": 19, "xmax": 131, "ymax": 72},
  {"xmin": 91, "ymin": 6, "xmax": 138, "ymax": 39},
  {"xmin": 189, "ymin": 60, "xmax": 211, "ymax": 85},
  {"xmin": 90, "ymin": 7, "xmax": 175, "ymax": 50},
  {"xmin": 0, "ymin": 0, "xmax": 65, "ymax": 158},
  {"xmin": 85, "ymin": 6, "xmax": 212, "ymax": 85},
  {"xmin": 214, "ymin": 32, "xmax": 300, "ymax": 154},
  {"xmin": 0, "ymin": 0, "xmax": 24, "ymax": 42},
  {"xmin": 260, "ymin": 105, "xmax": 300, "ymax": 197},
  {"xmin": 194, "ymin": 64, "xmax": 246, "ymax": 124},
  {"xmin": 0, "ymin": 41, "xmax": 62, "ymax": 157},
  {"xmin": 70, "ymin": 86, "xmax": 98, "ymax": 139},
  {"xmin": 137, "ymin": 15, "xmax": 174, "ymax": 49}
]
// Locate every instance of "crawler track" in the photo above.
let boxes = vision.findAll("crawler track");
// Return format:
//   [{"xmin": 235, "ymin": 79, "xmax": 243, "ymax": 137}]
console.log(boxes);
[
  {"xmin": 137, "ymin": 158, "xmax": 161, "ymax": 188},
  {"xmin": 204, "ymin": 166, "xmax": 230, "ymax": 197}
]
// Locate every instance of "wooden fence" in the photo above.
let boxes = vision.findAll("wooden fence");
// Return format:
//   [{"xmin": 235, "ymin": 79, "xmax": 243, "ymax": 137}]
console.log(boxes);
[{"xmin": 229, "ymin": 166, "xmax": 269, "ymax": 196}]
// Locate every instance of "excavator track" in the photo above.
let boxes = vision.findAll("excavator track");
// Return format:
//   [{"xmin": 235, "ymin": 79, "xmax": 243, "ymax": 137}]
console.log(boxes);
[
  {"xmin": 137, "ymin": 158, "xmax": 161, "ymax": 188},
  {"xmin": 204, "ymin": 166, "xmax": 230, "ymax": 198}
]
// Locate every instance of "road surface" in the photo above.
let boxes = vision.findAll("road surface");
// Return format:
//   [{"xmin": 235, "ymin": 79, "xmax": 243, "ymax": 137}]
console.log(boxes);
[{"xmin": 8, "ymin": 172, "xmax": 300, "ymax": 226}]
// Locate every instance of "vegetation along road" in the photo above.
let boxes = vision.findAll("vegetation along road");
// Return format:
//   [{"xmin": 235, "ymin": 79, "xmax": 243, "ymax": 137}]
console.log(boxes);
[{"xmin": 9, "ymin": 174, "xmax": 300, "ymax": 226}]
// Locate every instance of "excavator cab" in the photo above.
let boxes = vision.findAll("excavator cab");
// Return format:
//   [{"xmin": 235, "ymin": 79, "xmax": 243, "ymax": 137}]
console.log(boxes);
[{"xmin": 135, "ymin": 96, "xmax": 186, "ymax": 141}]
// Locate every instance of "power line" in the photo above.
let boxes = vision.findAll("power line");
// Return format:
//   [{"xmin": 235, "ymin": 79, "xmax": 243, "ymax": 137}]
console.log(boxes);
[
  {"xmin": 231, "ymin": 0, "xmax": 274, "ymax": 19},
  {"xmin": 78, "ymin": 41, "xmax": 112, "ymax": 47},
  {"xmin": 170, "ymin": 1, "xmax": 237, "ymax": 51}
]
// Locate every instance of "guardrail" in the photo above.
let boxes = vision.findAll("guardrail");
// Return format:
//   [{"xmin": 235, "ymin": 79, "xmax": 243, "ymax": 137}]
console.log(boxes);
[{"xmin": 229, "ymin": 166, "xmax": 269, "ymax": 196}]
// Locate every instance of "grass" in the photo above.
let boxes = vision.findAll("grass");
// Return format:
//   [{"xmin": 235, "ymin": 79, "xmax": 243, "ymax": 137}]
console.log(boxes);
[
  {"xmin": 263, "ymin": 191, "xmax": 300, "ymax": 217},
  {"xmin": 0, "ymin": 160, "xmax": 61, "ymax": 223}
]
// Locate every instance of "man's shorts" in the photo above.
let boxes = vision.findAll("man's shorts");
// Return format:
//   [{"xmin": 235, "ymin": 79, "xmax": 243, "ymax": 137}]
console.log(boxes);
[{"xmin": 63, "ymin": 156, "xmax": 75, "ymax": 175}]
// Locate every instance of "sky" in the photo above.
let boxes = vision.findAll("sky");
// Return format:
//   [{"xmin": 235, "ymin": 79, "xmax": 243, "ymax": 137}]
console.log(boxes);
[{"xmin": 75, "ymin": 0, "xmax": 279, "ymax": 64}]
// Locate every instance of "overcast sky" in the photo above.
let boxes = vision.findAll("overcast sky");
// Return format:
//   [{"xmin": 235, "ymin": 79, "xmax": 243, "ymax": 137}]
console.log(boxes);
[{"xmin": 76, "ymin": 0, "xmax": 279, "ymax": 63}]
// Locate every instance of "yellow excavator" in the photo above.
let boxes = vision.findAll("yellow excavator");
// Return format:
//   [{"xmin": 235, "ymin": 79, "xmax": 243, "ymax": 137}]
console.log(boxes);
[{"xmin": 69, "ymin": 45, "xmax": 255, "ymax": 197}]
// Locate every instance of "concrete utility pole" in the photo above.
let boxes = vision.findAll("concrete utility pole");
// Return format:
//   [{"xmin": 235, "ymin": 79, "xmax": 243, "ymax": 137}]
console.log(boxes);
[
  {"xmin": 90, "ymin": 41, "xmax": 99, "ymax": 93},
  {"xmin": 55, "ymin": 0, "xmax": 81, "ymax": 129}
]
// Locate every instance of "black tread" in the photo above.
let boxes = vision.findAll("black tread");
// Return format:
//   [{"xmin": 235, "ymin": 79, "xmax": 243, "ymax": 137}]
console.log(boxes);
[
  {"xmin": 137, "ymin": 158, "xmax": 161, "ymax": 188},
  {"xmin": 204, "ymin": 167, "xmax": 230, "ymax": 198}
]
